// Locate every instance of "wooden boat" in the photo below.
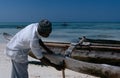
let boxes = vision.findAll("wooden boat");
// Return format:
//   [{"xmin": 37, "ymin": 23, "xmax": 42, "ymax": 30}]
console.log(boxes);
[{"xmin": 44, "ymin": 38, "xmax": 120, "ymax": 66}]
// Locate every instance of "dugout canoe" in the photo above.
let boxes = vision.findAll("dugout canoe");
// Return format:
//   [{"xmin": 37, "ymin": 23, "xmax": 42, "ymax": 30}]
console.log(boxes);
[{"xmin": 44, "ymin": 38, "xmax": 120, "ymax": 66}]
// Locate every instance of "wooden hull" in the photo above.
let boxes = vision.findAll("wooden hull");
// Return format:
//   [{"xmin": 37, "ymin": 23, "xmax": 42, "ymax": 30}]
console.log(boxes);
[
  {"xmin": 29, "ymin": 52, "xmax": 120, "ymax": 78},
  {"xmin": 44, "ymin": 38, "xmax": 120, "ymax": 66},
  {"xmin": 44, "ymin": 54, "xmax": 120, "ymax": 78}
]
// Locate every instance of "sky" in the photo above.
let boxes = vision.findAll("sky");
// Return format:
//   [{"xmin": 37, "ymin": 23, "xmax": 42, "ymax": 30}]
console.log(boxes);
[{"xmin": 0, "ymin": 0, "xmax": 120, "ymax": 22}]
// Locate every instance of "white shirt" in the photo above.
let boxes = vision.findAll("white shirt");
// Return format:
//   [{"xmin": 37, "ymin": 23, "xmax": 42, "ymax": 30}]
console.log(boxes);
[{"xmin": 5, "ymin": 23, "xmax": 43, "ymax": 63}]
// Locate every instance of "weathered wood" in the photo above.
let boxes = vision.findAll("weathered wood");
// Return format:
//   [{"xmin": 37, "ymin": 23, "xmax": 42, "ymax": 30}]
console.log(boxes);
[
  {"xmin": 65, "ymin": 36, "xmax": 86, "ymax": 56},
  {"xmin": 39, "ymin": 53, "xmax": 120, "ymax": 78},
  {"xmin": 71, "ymin": 50, "xmax": 120, "ymax": 66},
  {"xmin": 44, "ymin": 41, "xmax": 120, "ymax": 66},
  {"xmin": 29, "ymin": 51, "xmax": 120, "ymax": 78},
  {"xmin": 44, "ymin": 42, "xmax": 120, "ymax": 51},
  {"xmin": 83, "ymin": 38, "xmax": 120, "ymax": 44}
]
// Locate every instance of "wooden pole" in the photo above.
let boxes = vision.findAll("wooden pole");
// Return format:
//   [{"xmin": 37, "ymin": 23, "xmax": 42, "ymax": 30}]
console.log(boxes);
[{"xmin": 62, "ymin": 69, "xmax": 65, "ymax": 78}]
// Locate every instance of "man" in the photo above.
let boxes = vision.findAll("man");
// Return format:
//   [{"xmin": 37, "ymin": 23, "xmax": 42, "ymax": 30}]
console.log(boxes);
[{"xmin": 5, "ymin": 19, "xmax": 64, "ymax": 78}]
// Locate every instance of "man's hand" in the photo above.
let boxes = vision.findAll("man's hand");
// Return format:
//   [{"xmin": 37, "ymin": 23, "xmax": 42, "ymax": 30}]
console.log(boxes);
[
  {"xmin": 40, "ymin": 57, "xmax": 65, "ymax": 71},
  {"xmin": 48, "ymin": 50, "xmax": 54, "ymax": 54},
  {"xmin": 40, "ymin": 57, "xmax": 52, "ymax": 66}
]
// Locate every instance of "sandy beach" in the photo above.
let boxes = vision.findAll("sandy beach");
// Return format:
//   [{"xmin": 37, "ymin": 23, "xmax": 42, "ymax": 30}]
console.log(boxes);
[{"xmin": 0, "ymin": 43, "xmax": 99, "ymax": 78}]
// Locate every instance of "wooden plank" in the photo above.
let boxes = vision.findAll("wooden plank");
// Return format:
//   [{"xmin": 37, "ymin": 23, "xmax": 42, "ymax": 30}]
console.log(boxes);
[
  {"xmin": 80, "ymin": 38, "xmax": 120, "ymax": 44},
  {"xmin": 44, "ymin": 42, "xmax": 120, "ymax": 51}
]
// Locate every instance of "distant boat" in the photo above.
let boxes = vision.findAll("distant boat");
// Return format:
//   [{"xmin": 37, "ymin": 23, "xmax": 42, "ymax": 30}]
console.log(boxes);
[
  {"xmin": 61, "ymin": 22, "xmax": 68, "ymax": 26},
  {"xmin": 16, "ymin": 26, "xmax": 24, "ymax": 29}
]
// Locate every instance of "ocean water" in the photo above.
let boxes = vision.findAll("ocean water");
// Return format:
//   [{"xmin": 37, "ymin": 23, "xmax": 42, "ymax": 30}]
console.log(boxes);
[{"xmin": 0, "ymin": 22, "xmax": 120, "ymax": 43}]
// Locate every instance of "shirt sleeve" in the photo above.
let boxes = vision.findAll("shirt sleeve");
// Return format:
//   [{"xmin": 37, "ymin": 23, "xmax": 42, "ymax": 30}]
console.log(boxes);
[{"xmin": 30, "ymin": 38, "xmax": 43, "ymax": 59}]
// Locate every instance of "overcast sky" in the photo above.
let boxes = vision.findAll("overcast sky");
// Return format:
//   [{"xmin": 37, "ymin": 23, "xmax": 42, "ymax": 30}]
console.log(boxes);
[{"xmin": 0, "ymin": 0, "xmax": 120, "ymax": 22}]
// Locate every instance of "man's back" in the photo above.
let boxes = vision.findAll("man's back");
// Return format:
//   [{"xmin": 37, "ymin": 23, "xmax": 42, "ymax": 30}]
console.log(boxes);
[
  {"xmin": 5, "ymin": 23, "xmax": 40, "ymax": 63},
  {"xmin": 7, "ymin": 23, "xmax": 38, "ymax": 50}
]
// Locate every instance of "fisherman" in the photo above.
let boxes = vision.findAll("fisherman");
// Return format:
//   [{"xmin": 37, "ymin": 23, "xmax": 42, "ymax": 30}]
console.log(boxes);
[{"xmin": 5, "ymin": 19, "xmax": 64, "ymax": 78}]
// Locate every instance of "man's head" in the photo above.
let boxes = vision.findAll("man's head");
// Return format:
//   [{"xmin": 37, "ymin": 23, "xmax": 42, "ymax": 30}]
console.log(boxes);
[{"xmin": 37, "ymin": 19, "xmax": 52, "ymax": 37}]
